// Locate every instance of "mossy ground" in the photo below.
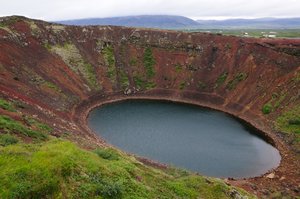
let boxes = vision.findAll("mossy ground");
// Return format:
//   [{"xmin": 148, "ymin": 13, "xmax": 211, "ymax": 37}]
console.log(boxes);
[
  {"xmin": 276, "ymin": 105, "xmax": 300, "ymax": 136},
  {"xmin": 49, "ymin": 43, "xmax": 100, "ymax": 90},
  {"xmin": 0, "ymin": 138, "xmax": 254, "ymax": 199},
  {"xmin": 103, "ymin": 45, "xmax": 117, "ymax": 83}
]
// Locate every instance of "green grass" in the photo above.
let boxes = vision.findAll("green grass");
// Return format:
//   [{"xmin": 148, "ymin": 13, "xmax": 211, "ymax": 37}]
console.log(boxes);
[
  {"xmin": 119, "ymin": 70, "xmax": 130, "ymax": 89},
  {"xmin": 226, "ymin": 72, "xmax": 247, "ymax": 90},
  {"xmin": 262, "ymin": 92, "xmax": 287, "ymax": 114},
  {"xmin": 43, "ymin": 81, "xmax": 61, "ymax": 92},
  {"xmin": 0, "ymin": 134, "xmax": 19, "ymax": 146},
  {"xmin": 276, "ymin": 105, "xmax": 300, "ymax": 134},
  {"xmin": 94, "ymin": 148, "xmax": 120, "ymax": 160},
  {"xmin": 103, "ymin": 45, "xmax": 116, "ymax": 83},
  {"xmin": 145, "ymin": 81, "xmax": 156, "ymax": 89},
  {"xmin": 133, "ymin": 75, "xmax": 145, "ymax": 89},
  {"xmin": 84, "ymin": 63, "xmax": 99, "ymax": 90},
  {"xmin": 0, "ymin": 115, "xmax": 48, "ymax": 140},
  {"xmin": 215, "ymin": 72, "xmax": 228, "ymax": 88},
  {"xmin": 143, "ymin": 47, "xmax": 156, "ymax": 78},
  {"xmin": 0, "ymin": 98, "xmax": 16, "ymax": 112},
  {"xmin": 0, "ymin": 139, "xmax": 254, "ymax": 199},
  {"xmin": 22, "ymin": 116, "xmax": 53, "ymax": 134},
  {"xmin": 133, "ymin": 75, "xmax": 156, "ymax": 90}
]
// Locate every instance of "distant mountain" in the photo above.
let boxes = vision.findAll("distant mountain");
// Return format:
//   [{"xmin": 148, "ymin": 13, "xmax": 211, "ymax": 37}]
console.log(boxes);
[
  {"xmin": 56, "ymin": 15, "xmax": 199, "ymax": 29},
  {"xmin": 56, "ymin": 15, "xmax": 300, "ymax": 29},
  {"xmin": 196, "ymin": 18, "xmax": 300, "ymax": 29}
]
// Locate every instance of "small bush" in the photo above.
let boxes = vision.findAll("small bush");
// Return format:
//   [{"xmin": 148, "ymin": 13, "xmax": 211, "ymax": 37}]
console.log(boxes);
[
  {"xmin": 179, "ymin": 81, "xmax": 186, "ymax": 90},
  {"xmin": 101, "ymin": 181, "xmax": 123, "ymax": 199},
  {"xmin": 0, "ymin": 134, "xmax": 18, "ymax": 146},
  {"xmin": 94, "ymin": 148, "xmax": 120, "ymax": 160},
  {"xmin": 174, "ymin": 64, "xmax": 182, "ymax": 72},
  {"xmin": 288, "ymin": 118, "xmax": 300, "ymax": 125},
  {"xmin": 262, "ymin": 104, "xmax": 272, "ymax": 114}
]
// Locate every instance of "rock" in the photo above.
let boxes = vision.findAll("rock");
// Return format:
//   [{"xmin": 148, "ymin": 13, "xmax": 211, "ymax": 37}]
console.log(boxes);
[
  {"xmin": 279, "ymin": 176, "xmax": 286, "ymax": 181},
  {"xmin": 124, "ymin": 88, "xmax": 132, "ymax": 95},
  {"xmin": 266, "ymin": 173, "xmax": 275, "ymax": 179},
  {"xmin": 130, "ymin": 31, "xmax": 141, "ymax": 39}
]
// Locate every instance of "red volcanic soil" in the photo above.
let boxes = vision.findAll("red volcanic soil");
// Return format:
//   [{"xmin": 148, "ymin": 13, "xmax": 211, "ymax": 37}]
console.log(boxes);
[{"xmin": 0, "ymin": 16, "xmax": 300, "ymax": 197}]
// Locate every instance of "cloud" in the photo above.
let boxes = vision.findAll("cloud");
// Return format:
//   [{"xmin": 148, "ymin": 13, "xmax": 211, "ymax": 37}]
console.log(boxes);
[{"xmin": 0, "ymin": 0, "xmax": 299, "ymax": 20}]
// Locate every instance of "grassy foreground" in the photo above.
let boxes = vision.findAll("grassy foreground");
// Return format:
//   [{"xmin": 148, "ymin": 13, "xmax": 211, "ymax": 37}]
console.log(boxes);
[
  {"xmin": 0, "ymin": 98, "xmax": 253, "ymax": 198},
  {"xmin": 0, "ymin": 138, "xmax": 253, "ymax": 199}
]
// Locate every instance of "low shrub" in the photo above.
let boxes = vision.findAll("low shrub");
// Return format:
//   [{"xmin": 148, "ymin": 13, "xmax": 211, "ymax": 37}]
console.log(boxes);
[
  {"xmin": 94, "ymin": 148, "xmax": 120, "ymax": 160},
  {"xmin": 262, "ymin": 104, "xmax": 272, "ymax": 114},
  {"xmin": 0, "ymin": 134, "xmax": 18, "ymax": 146}
]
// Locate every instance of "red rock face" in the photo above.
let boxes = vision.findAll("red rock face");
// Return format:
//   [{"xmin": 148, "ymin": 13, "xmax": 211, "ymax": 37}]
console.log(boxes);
[
  {"xmin": 0, "ymin": 16, "xmax": 300, "ymax": 197},
  {"xmin": 1, "ymin": 17, "xmax": 299, "ymax": 121}
]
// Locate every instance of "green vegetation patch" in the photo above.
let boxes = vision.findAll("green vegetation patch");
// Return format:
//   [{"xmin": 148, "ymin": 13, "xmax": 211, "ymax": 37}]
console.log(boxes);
[
  {"xmin": 145, "ymin": 81, "xmax": 156, "ymax": 89},
  {"xmin": 226, "ymin": 72, "xmax": 247, "ymax": 90},
  {"xmin": 0, "ymin": 98, "xmax": 16, "ymax": 112},
  {"xmin": 103, "ymin": 45, "xmax": 117, "ymax": 83},
  {"xmin": 261, "ymin": 91, "xmax": 287, "ymax": 114},
  {"xmin": 94, "ymin": 148, "xmax": 120, "ymax": 161},
  {"xmin": 143, "ymin": 47, "xmax": 156, "ymax": 78},
  {"xmin": 43, "ymin": 81, "xmax": 62, "ymax": 93},
  {"xmin": 262, "ymin": 103, "xmax": 273, "ymax": 114},
  {"xmin": 179, "ymin": 81, "xmax": 186, "ymax": 90},
  {"xmin": 0, "ymin": 115, "xmax": 48, "ymax": 140},
  {"xmin": 215, "ymin": 71, "xmax": 228, "ymax": 88},
  {"xmin": 119, "ymin": 70, "xmax": 130, "ymax": 89},
  {"xmin": 133, "ymin": 75, "xmax": 156, "ymax": 90},
  {"xmin": 197, "ymin": 81, "xmax": 207, "ymax": 89},
  {"xmin": 129, "ymin": 58, "xmax": 137, "ymax": 66},
  {"xmin": 175, "ymin": 63, "xmax": 183, "ymax": 72},
  {"xmin": 276, "ymin": 105, "xmax": 300, "ymax": 135},
  {"xmin": 49, "ymin": 43, "xmax": 100, "ymax": 90},
  {"xmin": 22, "ymin": 116, "xmax": 53, "ymax": 134},
  {"xmin": 0, "ymin": 140, "xmax": 254, "ymax": 199},
  {"xmin": 0, "ymin": 134, "xmax": 19, "ymax": 146}
]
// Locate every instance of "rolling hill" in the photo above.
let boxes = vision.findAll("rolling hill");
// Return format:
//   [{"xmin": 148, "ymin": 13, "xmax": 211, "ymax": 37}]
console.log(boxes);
[{"xmin": 57, "ymin": 15, "xmax": 300, "ymax": 29}]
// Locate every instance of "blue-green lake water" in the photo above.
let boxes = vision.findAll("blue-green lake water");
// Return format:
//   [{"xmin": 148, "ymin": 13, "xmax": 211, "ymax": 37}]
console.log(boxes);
[{"xmin": 88, "ymin": 100, "xmax": 280, "ymax": 178}]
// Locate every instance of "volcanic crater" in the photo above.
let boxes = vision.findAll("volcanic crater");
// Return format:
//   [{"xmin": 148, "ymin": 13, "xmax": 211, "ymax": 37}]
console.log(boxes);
[{"xmin": 0, "ymin": 16, "xmax": 300, "ymax": 197}]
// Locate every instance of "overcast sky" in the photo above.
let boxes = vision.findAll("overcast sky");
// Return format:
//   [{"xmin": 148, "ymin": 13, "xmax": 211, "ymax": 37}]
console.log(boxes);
[{"xmin": 0, "ymin": 0, "xmax": 299, "ymax": 21}]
